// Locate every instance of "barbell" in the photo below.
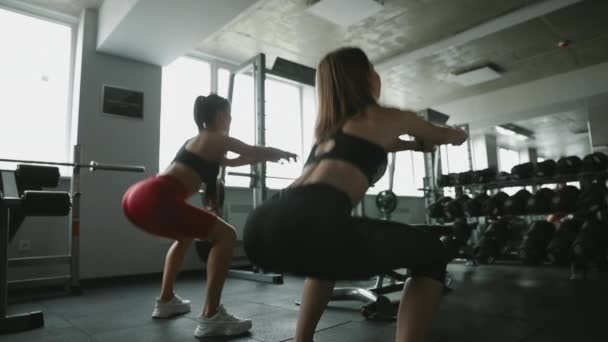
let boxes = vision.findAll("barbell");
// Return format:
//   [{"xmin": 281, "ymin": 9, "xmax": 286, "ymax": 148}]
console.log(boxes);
[
  {"xmin": 228, "ymin": 171, "xmax": 296, "ymax": 181},
  {"xmin": 0, "ymin": 157, "xmax": 145, "ymax": 173}
]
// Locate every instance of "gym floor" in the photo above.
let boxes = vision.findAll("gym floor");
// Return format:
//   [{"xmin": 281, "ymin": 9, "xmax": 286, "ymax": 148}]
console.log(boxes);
[{"xmin": 2, "ymin": 263, "xmax": 607, "ymax": 342}]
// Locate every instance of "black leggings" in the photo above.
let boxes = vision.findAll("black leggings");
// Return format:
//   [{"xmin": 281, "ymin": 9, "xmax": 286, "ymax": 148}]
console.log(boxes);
[{"xmin": 243, "ymin": 184, "xmax": 447, "ymax": 282}]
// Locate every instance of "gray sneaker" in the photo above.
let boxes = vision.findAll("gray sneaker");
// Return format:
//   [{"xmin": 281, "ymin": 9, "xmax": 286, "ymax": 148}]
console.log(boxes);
[
  {"xmin": 151, "ymin": 294, "xmax": 191, "ymax": 318},
  {"xmin": 194, "ymin": 305, "xmax": 252, "ymax": 338}
]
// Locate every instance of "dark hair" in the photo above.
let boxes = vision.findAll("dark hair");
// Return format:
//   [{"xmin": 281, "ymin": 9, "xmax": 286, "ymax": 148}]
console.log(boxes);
[
  {"xmin": 193, "ymin": 94, "xmax": 230, "ymax": 130},
  {"xmin": 315, "ymin": 47, "xmax": 377, "ymax": 142}
]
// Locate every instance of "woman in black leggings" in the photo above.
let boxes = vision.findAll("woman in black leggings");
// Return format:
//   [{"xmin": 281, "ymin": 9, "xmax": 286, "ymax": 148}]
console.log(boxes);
[{"xmin": 243, "ymin": 47, "xmax": 467, "ymax": 342}]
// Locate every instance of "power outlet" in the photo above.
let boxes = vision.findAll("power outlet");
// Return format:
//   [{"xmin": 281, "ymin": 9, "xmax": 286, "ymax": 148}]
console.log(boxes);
[{"xmin": 18, "ymin": 240, "xmax": 31, "ymax": 252}]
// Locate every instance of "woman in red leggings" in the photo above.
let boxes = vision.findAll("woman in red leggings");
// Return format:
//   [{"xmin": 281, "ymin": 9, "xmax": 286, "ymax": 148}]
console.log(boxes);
[{"xmin": 122, "ymin": 94, "xmax": 296, "ymax": 338}]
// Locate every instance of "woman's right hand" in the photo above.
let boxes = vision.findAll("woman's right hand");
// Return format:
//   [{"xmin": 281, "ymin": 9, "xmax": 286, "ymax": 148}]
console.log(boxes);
[
  {"xmin": 268, "ymin": 148, "xmax": 298, "ymax": 163},
  {"xmin": 448, "ymin": 128, "xmax": 468, "ymax": 146}
]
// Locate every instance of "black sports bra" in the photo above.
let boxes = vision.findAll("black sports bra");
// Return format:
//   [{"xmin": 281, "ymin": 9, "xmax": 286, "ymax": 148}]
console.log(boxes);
[
  {"xmin": 173, "ymin": 140, "xmax": 220, "ymax": 193},
  {"xmin": 304, "ymin": 128, "xmax": 387, "ymax": 185}
]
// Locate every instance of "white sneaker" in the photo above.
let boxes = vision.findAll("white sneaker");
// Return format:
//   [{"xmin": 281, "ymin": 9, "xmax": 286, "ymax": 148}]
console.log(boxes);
[
  {"xmin": 151, "ymin": 294, "xmax": 191, "ymax": 318},
  {"xmin": 194, "ymin": 305, "xmax": 252, "ymax": 338}
]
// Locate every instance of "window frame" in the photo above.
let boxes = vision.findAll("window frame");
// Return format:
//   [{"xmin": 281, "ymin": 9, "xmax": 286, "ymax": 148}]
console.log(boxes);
[{"xmin": 0, "ymin": 3, "xmax": 77, "ymax": 177}]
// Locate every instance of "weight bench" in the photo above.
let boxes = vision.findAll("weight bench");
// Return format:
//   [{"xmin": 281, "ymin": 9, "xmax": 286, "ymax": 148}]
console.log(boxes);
[{"xmin": 0, "ymin": 165, "xmax": 71, "ymax": 334}]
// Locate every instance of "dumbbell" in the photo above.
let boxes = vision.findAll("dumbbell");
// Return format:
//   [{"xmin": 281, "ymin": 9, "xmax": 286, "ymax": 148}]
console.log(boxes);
[
  {"xmin": 527, "ymin": 188, "xmax": 555, "ymax": 214},
  {"xmin": 455, "ymin": 171, "xmax": 474, "ymax": 185},
  {"xmin": 556, "ymin": 156, "xmax": 583, "ymax": 175},
  {"xmin": 546, "ymin": 218, "xmax": 584, "ymax": 266},
  {"xmin": 483, "ymin": 191, "xmax": 509, "ymax": 217},
  {"xmin": 503, "ymin": 189, "xmax": 532, "ymax": 216},
  {"xmin": 441, "ymin": 219, "xmax": 476, "ymax": 261},
  {"xmin": 437, "ymin": 174, "xmax": 456, "ymax": 187},
  {"xmin": 474, "ymin": 218, "xmax": 511, "ymax": 264},
  {"xmin": 552, "ymin": 185, "xmax": 580, "ymax": 213},
  {"xmin": 581, "ymin": 152, "xmax": 608, "ymax": 173},
  {"xmin": 427, "ymin": 196, "xmax": 453, "ymax": 219},
  {"xmin": 464, "ymin": 193, "xmax": 490, "ymax": 217},
  {"xmin": 443, "ymin": 195, "xmax": 470, "ymax": 222},
  {"xmin": 495, "ymin": 171, "xmax": 511, "ymax": 182},
  {"xmin": 472, "ymin": 168, "xmax": 497, "ymax": 184},
  {"xmin": 511, "ymin": 162, "xmax": 535, "ymax": 180},
  {"xmin": 577, "ymin": 182, "xmax": 607, "ymax": 218},
  {"xmin": 519, "ymin": 221, "xmax": 556, "ymax": 265},
  {"xmin": 571, "ymin": 219, "xmax": 608, "ymax": 271},
  {"xmin": 535, "ymin": 159, "xmax": 557, "ymax": 178}
]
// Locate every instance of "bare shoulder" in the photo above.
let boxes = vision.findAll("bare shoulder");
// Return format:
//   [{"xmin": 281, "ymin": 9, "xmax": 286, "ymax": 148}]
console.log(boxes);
[
  {"xmin": 362, "ymin": 105, "xmax": 416, "ymax": 136},
  {"xmin": 188, "ymin": 131, "xmax": 228, "ymax": 158},
  {"xmin": 368, "ymin": 105, "xmax": 417, "ymax": 121}
]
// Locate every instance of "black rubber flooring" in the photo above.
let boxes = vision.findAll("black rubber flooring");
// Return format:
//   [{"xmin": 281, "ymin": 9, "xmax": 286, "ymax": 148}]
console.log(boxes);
[{"xmin": 2, "ymin": 263, "xmax": 607, "ymax": 341}]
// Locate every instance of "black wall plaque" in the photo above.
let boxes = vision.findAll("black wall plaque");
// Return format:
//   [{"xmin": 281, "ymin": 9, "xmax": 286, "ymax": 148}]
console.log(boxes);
[{"xmin": 102, "ymin": 85, "xmax": 144, "ymax": 119}]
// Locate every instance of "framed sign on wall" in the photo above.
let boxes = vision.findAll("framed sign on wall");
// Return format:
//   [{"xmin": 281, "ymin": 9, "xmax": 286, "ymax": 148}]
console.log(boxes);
[{"xmin": 102, "ymin": 85, "xmax": 144, "ymax": 119}]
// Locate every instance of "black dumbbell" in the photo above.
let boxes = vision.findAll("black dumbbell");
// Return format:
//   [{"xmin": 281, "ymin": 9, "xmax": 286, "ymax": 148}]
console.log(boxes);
[
  {"xmin": 546, "ymin": 218, "xmax": 584, "ymax": 266},
  {"xmin": 455, "ymin": 171, "xmax": 474, "ymax": 185},
  {"xmin": 572, "ymin": 219, "xmax": 608, "ymax": 271},
  {"xmin": 527, "ymin": 188, "xmax": 555, "ymax": 214},
  {"xmin": 535, "ymin": 159, "xmax": 557, "ymax": 178},
  {"xmin": 452, "ymin": 218, "xmax": 475, "ymax": 243},
  {"xmin": 552, "ymin": 185, "xmax": 581, "ymax": 213},
  {"xmin": 511, "ymin": 162, "xmax": 535, "ymax": 180},
  {"xmin": 572, "ymin": 219, "xmax": 608, "ymax": 270},
  {"xmin": 504, "ymin": 189, "xmax": 532, "ymax": 216},
  {"xmin": 577, "ymin": 182, "xmax": 607, "ymax": 218},
  {"xmin": 427, "ymin": 196, "xmax": 454, "ymax": 219},
  {"xmin": 444, "ymin": 196, "xmax": 470, "ymax": 222},
  {"xmin": 473, "ymin": 168, "xmax": 497, "ymax": 184},
  {"xmin": 519, "ymin": 221, "xmax": 556, "ymax": 265},
  {"xmin": 474, "ymin": 218, "xmax": 511, "ymax": 264},
  {"xmin": 437, "ymin": 174, "xmax": 455, "ymax": 187},
  {"xmin": 464, "ymin": 193, "xmax": 490, "ymax": 217},
  {"xmin": 441, "ymin": 219, "xmax": 478, "ymax": 261},
  {"xmin": 495, "ymin": 172, "xmax": 511, "ymax": 182},
  {"xmin": 483, "ymin": 191, "xmax": 509, "ymax": 217},
  {"xmin": 582, "ymin": 152, "xmax": 608, "ymax": 173},
  {"xmin": 556, "ymin": 156, "xmax": 583, "ymax": 175}
]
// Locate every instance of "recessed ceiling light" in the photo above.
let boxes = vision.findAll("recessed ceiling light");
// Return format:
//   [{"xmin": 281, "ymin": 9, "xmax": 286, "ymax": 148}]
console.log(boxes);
[
  {"xmin": 306, "ymin": 0, "xmax": 383, "ymax": 27},
  {"xmin": 451, "ymin": 65, "xmax": 502, "ymax": 86}
]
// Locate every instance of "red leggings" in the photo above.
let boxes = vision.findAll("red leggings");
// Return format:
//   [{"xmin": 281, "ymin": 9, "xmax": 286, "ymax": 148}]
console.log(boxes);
[{"xmin": 122, "ymin": 175, "xmax": 217, "ymax": 240}]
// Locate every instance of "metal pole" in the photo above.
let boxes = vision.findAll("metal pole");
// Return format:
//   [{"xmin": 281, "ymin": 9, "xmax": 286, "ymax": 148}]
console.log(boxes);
[
  {"xmin": 227, "ymin": 72, "xmax": 235, "ymax": 104},
  {"xmin": 253, "ymin": 54, "xmax": 267, "ymax": 208},
  {"xmin": 69, "ymin": 145, "xmax": 81, "ymax": 293},
  {"xmin": 0, "ymin": 207, "xmax": 8, "ymax": 318},
  {"xmin": 388, "ymin": 153, "xmax": 396, "ymax": 191}
]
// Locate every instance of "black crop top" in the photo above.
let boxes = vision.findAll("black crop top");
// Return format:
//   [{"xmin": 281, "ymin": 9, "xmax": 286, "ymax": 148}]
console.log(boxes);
[
  {"xmin": 173, "ymin": 140, "xmax": 221, "ymax": 194},
  {"xmin": 304, "ymin": 128, "xmax": 387, "ymax": 185}
]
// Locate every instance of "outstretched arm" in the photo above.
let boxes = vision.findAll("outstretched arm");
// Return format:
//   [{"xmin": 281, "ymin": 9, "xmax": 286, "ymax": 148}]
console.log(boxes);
[
  {"xmin": 224, "ymin": 137, "xmax": 297, "ymax": 164},
  {"xmin": 222, "ymin": 155, "xmax": 257, "ymax": 167},
  {"xmin": 386, "ymin": 138, "xmax": 437, "ymax": 153},
  {"xmin": 381, "ymin": 107, "xmax": 467, "ymax": 146}
]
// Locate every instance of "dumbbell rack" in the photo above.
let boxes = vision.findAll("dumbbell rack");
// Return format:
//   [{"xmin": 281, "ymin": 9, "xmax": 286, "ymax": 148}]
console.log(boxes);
[{"xmin": 438, "ymin": 169, "xmax": 608, "ymax": 273}]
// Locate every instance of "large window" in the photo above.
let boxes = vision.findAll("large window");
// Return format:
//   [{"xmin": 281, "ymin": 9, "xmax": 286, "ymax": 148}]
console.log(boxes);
[
  {"xmin": 440, "ymin": 143, "xmax": 471, "ymax": 174},
  {"xmin": 368, "ymin": 148, "xmax": 426, "ymax": 197},
  {"xmin": 224, "ymin": 75, "xmax": 304, "ymax": 189},
  {"xmin": 159, "ymin": 57, "xmax": 211, "ymax": 171},
  {"xmin": 0, "ymin": 8, "xmax": 72, "ymax": 173},
  {"xmin": 265, "ymin": 79, "xmax": 302, "ymax": 189},
  {"xmin": 224, "ymin": 74, "xmax": 254, "ymax": 187},
  {"xmin": 498, "ymin": 147, "xmax": 520, "ymax": 173}
]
